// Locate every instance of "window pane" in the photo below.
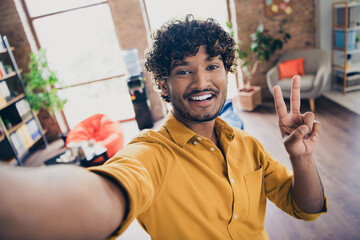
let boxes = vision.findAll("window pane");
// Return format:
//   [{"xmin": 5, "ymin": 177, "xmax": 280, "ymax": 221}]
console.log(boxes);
[
  {"xmin": 25, "ymin": 0, "xmax": 105, "ymax": 17},
  {"xmin": 58, "ymin": 77, "xmax": 135, "ymax": 128},
  {"xmin": 33, "ymin": 4, "xmax": 126, "ymax": 86}
]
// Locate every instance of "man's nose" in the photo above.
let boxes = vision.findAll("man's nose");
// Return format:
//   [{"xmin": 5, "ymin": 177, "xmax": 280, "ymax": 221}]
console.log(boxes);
[{"xmin": 192, "ymin": 69, "xmax": 210, "ymax": 89}]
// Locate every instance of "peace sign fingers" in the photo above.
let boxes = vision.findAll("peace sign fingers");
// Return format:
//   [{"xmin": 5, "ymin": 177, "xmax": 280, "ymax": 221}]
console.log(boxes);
[
  {"xmin": 290, "ymin": 75, "xmax": 301, "ymax": 114},
  {"xmin": 273, "ymin": 85, "xmax": 288, "ymax": 119}
]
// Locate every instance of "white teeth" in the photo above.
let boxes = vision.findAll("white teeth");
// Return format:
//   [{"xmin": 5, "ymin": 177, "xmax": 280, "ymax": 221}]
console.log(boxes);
[{"xmin": 190, "ymin": 94, "xmax": 212, "ymax": 101}]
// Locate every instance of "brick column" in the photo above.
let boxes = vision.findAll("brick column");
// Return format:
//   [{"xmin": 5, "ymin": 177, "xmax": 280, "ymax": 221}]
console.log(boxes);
[{"xmin": 108, "ymin": 0, "xmax": 165, "ymax": 122}]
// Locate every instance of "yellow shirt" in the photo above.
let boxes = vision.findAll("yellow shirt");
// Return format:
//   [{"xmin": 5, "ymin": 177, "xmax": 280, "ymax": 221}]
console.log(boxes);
[{"xmin": 89, "ymin": 112, "xmax": 327, "ymax": 239}]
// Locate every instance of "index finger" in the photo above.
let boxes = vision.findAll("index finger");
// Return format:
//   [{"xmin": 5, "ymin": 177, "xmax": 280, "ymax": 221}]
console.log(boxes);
[
  {"xmin": 290, "ymin": 75, "xmax": 301, "ymax": 114},
  {"xmin": 273, "ymin": 85, "xmax": 288, "ymax": 118}
]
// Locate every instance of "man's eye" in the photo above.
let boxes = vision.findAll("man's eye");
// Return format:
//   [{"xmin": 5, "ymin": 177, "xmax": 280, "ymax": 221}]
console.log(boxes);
[
  {"xmin": 207, "ymin": 65, "xmax": 219, "ymax": 70},
  {"xmin": 176, "ymin": 70, "xmax": 191, "ymax": 75}
]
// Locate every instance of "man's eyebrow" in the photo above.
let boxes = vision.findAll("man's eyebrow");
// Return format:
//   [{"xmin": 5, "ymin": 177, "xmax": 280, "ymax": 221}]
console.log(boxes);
[
  {"xmin": 170, "ymin": 56, "xmax": 223, "ymax": 70},
  {"xmin": 171, "ymin": 60, "xmax": 188, "ymax": 70},
  {"xmin": 208, "ymin": 56, "xmax": 223, "ymax": 61}
]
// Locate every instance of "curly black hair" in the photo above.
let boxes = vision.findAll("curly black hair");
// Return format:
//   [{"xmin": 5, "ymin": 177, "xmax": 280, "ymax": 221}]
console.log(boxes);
[{"xmin": 145, "ymin": 14, "xmax": 237, "ymax": 102}]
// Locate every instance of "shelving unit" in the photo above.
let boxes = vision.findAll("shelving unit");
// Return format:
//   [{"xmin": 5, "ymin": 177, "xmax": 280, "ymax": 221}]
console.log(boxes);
[
  {"xmin": 0, "ymin": 35, "xmax": 48, "ymax": 165},
  {"xmin": 332, "ymin": 1, "xmax": 360, "ymax": 94}
]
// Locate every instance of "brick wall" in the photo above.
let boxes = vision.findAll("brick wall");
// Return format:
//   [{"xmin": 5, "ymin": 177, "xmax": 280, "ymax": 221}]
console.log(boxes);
[
  {"xmin": 0, "ymin": 0, "xmax": 31, "ymax": 72},
  {"xmin": 109, "ymin": 0, "xmax": 165, "ymax": 122},
  {"xmin": 234, "ymin": 0, "xmax": 316, "ymax": 98}
]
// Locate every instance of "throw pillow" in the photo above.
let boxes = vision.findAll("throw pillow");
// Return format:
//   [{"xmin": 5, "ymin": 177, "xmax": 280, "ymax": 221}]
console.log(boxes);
[
  {"xmin": 278, "ymin": 60, "xmax": 300, "ymax": 79},
  {"xmin": 284, "ymin": 58, "xmax": 305, "ymax": 75}
]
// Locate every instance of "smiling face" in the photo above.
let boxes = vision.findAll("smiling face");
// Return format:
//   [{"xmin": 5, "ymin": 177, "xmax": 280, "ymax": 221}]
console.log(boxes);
[{"xmin": 158, "ymin": 45, "xmax": 228, "ymax": 124}]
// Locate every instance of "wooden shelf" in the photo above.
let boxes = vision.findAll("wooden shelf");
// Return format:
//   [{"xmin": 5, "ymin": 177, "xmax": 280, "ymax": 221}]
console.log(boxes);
[
  {"xmin": 334, "ymin": 26, "xmax": 360, "ymax": 31},
  {"xmin": 8, "ymin": 115, "xmax": 33, "ymax": 135},
  {"xmin": 0, "ymin": 93, "xmax": 25, "ymax": 111},
  {"xmin": 0, "ymin": 71, "xmax": 17, "ymax": 81},
  {"xmin": 0, "ymin": 47, "xmax": 14, "ymax": 54},
  {"xmin": 332, "ymin": 2, "xmax": 360, "ymax": 94},
  {"xmin": 0, "ymin": 36, "xmax": 48, "ymax": 165},
  {"xmin": 334, "ymin": 48, "xmax": 360, "ymax": 54},
  {"xmin": 334, "ymin": 1, "xmax": 360, "ymax": 9},
  {"xmin": 333, "ymin": 82, "xmax": 360, "ymax": 91},
  {"xmin": 0, "ymin": 69, "xmax": 22, "ymax": 82},
  {"xmin": 333, "ymin": 64, "xmax": 360, "ymax": 73}
]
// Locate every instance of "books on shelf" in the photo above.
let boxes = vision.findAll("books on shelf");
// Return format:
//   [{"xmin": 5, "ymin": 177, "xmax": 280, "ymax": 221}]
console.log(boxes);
[
  {"xmin": 0, "ymin": 81, "xmax": 11, "ymax": 101},
  {"xmin": 10, "ymin": 131, "xmax": 26, "ymax": 155},
  {"xmin": 0, "ymin": 61, "xmax": 5, "ymax": 77},
  {"xmin": 17, "ymin": 124, "xmax": 33, "ymax": 148},
  {"xmin": 15, "ymin": 99, "xmax": 32, "ymax": 119},
  {"xmin": 26, "ymin": 118, "xmax": 41, "ymax": 140},
  {"xmin": 9, "ymin": 121, "xmax": 37, "ymax": 155}
]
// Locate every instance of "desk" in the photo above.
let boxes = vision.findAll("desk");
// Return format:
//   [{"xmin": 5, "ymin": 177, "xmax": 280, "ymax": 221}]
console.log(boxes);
[{"xmin": 45, "ymin": 145, "xmax": 108, "ymax": 167}]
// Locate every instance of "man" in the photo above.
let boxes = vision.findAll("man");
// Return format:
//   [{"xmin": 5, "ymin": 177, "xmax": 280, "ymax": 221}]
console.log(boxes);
[{"xmin": 0, "ymin": 15, "xmax": 326, "ymax": 239}]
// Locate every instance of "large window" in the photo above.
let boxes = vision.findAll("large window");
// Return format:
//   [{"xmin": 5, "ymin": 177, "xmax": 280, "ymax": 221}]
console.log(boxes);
[{"xmin": 22, "ymin": 0, "xmax": 135, "ymax": 128}]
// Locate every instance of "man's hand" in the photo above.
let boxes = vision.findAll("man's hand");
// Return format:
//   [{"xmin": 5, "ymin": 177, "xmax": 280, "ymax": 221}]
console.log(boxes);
[
  {"xmin": 273, "ymin": 75, "xmax": 321, "ymax": 158},
  {"xmin": 273, "ymin": 75, "xmax": 325, "ymax": 214}
]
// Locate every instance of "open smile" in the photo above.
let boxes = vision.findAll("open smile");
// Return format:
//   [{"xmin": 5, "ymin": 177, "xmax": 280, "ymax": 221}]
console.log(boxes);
[{"xmin": 185, "ymin": 92, "xmax": 217, "ymax": 107}]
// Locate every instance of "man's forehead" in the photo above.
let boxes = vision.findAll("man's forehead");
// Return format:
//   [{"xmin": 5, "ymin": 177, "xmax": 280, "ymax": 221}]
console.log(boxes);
[{"xmin": 170, "ymin": 55, "xmax": 222, "ymax": 70}]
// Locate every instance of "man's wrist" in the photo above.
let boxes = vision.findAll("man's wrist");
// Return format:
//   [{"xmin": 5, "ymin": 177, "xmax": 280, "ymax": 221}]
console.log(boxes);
[{"xmin": 289, "ymin": 155, "xmax": 313, "ymax": 169}]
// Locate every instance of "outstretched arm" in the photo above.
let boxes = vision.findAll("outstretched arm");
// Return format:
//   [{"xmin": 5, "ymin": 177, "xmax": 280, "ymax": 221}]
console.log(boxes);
[
  {"xmin": 273, "ymin": 75, "xmax": 324, "ymax": 214},
  {"xmin": 0, "ymin": 165, "xmax": 127, "ymax": 240}
]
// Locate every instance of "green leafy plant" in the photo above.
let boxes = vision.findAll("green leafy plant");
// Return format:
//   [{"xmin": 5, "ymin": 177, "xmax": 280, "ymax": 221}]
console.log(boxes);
[
  {"xmin": 227, "ymin": 23, "xmax": 291, "ymax": 90},
  {"xmin": 24, "ymin": 49, "xmax": 67, "ymax": 114}
]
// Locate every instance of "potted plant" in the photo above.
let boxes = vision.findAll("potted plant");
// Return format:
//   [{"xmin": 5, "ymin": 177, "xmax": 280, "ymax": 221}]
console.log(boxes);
[
  {"xmin": 228, "ymin": 23, "xmax": 291, "ymax": 110},
  {"xmin": 24, "ymin": 49, "xmax": 67, "ymax": 141}
]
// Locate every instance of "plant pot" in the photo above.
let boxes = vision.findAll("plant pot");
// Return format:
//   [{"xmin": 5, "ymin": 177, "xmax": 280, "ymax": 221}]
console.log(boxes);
[{"xmin": 232, "ymin": 86, "xmax": 262, "ymax": 111}]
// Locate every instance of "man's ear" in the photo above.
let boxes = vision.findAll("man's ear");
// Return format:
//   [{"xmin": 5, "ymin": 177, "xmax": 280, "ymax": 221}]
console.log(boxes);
[{"xmin": 158, "ymin": 80, "xmax": 169, "ymax": 96}]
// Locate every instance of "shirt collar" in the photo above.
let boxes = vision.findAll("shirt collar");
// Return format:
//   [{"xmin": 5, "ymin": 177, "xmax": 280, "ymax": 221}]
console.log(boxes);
[{"xmin": 164, "ymin": 111, "xmax": 234, "ymax": 147}]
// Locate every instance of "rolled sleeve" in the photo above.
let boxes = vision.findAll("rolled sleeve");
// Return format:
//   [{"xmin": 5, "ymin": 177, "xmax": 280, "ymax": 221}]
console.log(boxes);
[
  {"xmin": 291, "ymin": 195, "xmax": 328, "ymax": 221},
  {"xmin": 264, "ymin": 155, "xmax": 327, "ymax": 221}
]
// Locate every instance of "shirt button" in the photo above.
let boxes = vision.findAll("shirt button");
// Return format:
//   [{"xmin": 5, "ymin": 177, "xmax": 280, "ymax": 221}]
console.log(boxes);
[
  {"xmin": 234, "ymin": 214, "xmax": 238, "ymax": 219},
  {"xmin": 231, "ymin": 178, "xmax": 235, "ymax": 183},
  {"xmin": 193, "ymin": 141, "xmax": 198, "ymax": 145},
  {"xmin": 210, "ymin": 147, "xmax": 215, "ymax": 151},
  {"xmin": 197, "ymin": 137, "xmax": 202, "ymax": 141}
]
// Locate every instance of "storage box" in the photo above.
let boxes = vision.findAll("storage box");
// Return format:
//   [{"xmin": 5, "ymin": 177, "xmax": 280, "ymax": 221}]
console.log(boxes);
[
  {"xmin": 335, "ymin": 70, "xmax": 360, "ymax": 87},
  {"xmin": 334, "ymin": 30, "xmax": 356, "ymax": 50}
]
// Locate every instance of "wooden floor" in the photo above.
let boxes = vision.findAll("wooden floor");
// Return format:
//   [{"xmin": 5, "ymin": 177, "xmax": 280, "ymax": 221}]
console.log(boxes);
[
  {"xmin": 22, "ymin": 96, "xmax": 360, "ymax": 239},
  {"xmin": 236, "ymin": 96, "xmax": 360, "ymax": 240}
]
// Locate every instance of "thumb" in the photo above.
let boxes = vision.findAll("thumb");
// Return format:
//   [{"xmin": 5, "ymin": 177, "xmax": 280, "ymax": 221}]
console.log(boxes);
[{"xmin": 284, "ymin": 125, "xmax": 309, "ymax": 146}]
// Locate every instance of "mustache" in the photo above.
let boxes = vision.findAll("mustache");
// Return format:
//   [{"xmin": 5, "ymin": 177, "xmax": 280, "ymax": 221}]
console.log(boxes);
[{"xmin": 183, "ymin": 88, "xmax": 219, "ymax": 99}]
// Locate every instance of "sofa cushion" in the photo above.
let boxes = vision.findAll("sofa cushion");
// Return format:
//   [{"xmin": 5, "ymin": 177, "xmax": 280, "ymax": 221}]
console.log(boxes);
[
  {"xmin": 284, "ymin": 58, "xmax": 304, "ymax": 75},
  {"xmin": 276, "ymin": 75, "xmax": 315, "ymax": 92}
]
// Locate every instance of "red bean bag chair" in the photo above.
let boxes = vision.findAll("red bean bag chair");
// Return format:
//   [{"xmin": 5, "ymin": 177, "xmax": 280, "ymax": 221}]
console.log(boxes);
[{"xmin": 65, "ymin": 114, "xmax": 124, "ymax": 165}]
